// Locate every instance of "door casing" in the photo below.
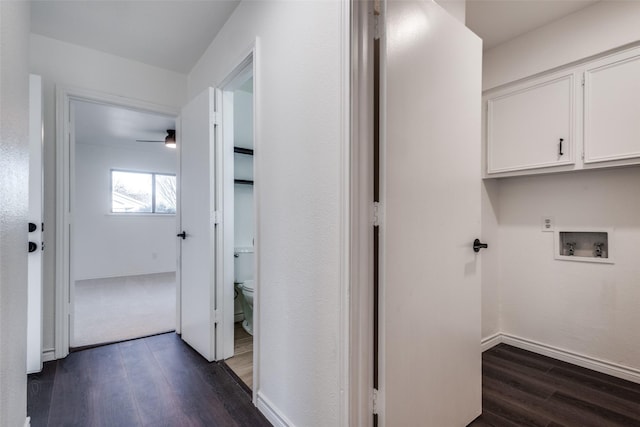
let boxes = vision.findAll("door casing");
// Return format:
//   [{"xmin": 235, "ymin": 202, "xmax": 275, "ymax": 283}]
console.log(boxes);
[{"xmin": 54, "ymin": 86, "xmax": 179, "ymax": 358}]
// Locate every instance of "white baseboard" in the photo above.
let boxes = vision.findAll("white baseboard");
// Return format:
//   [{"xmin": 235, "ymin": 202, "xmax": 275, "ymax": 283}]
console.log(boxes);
[
  {"xmin": 484, "ymin": 333, "xmax": 640, "ymax": 385},
  {"xmin": 256, "ymin": 391, "xmax": 294, "ymax": 427},
  {"xmin": 481, "ymin": 333, "xmax": 502, "ymax": 352},
  {"xmin": 24, "ymin": 416, "xmax": 31, "ymax": 427},
  {"xmin": 42, "ymin": 348, "xmax": 55, "ymax": 362}
]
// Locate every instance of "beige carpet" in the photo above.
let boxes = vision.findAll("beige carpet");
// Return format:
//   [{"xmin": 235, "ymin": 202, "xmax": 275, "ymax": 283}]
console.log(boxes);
[{"xmin": 72, "ymin": 272, "xmax": 176, "ymax": 347}]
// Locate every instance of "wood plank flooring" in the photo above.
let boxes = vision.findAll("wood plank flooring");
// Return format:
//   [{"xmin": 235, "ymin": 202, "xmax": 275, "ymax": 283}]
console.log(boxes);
[
  {"xmin": 27, "ymin": 332, "xmax": 271, "ymax": 427},
  {"xmin": 223, "ymin": 322, "xmax": 253, "ymax": 390},
  {"xmin": 469, "ymin": 344, "xmax": 640, "ymax": 427}
]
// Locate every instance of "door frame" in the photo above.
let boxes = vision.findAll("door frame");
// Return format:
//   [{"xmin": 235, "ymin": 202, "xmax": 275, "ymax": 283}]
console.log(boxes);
[
  {"xmin": 217, "ymin": 41, "xmax": 260, "ymax": 399},
  {"xmin": 54, "ymin": 85, "xmax": 179, "ymax": 358},
  {"xmin": 350, "ymin": 0, "xmax": 376, "ymax": 425}
]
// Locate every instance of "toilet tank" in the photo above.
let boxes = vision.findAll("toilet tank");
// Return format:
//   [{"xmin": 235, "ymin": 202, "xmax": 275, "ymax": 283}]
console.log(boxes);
[{"xmin": 234, "ymin": 247, "xmax": 254, "ymax": 283}]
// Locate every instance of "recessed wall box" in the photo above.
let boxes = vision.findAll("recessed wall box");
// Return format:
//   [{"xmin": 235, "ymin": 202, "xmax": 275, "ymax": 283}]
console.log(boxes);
[{"xmin": 554, "ymin": 229, "xmax": 614, "ymax": 264}]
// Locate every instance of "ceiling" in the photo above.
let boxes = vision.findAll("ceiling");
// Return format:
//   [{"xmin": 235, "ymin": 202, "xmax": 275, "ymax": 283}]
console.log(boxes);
[
  {"xmin": 30, "ymin": 1, "xmax": 601, "ymax": 73},
  {"xmin": 73, "ymin": 100, "xmax": 176, "ymax": 150},
  {"xmin": 31, "ymin": 0, "xmax": 240, "ymax": 73},
  {"xmin": 466, "ymin": 0, "xmax": 599, "ymax": 50}
]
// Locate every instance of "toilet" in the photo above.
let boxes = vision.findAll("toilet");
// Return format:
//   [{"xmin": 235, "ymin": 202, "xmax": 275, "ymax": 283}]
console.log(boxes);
[
  {"xmin": 234, "ymin": 248, "xmax": 254, "ymax": 335},
  {"xmin": 239, "ymin": 280, "xmax": 254, "ymax": 335}
]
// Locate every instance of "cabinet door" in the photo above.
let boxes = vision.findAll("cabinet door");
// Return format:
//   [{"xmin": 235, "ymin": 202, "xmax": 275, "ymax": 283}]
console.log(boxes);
[
  {"xmin": 487, "ymin": 73, "xmax": 575, "ymax": 174},
  {"xmin": 584, "ymin": 49, "xmax": 640, "ymax": 164}
]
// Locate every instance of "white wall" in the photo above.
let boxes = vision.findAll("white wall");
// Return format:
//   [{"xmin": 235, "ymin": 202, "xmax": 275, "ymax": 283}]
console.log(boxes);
[
  {"xmin": 30, "ymin": 33, "xmax": 187, "ymax": 354},
  {"xmin": 234, "ymin": 88, "xmax": 254, "ymax": 249},
  {"xmin": 189, "ymin": 1, "xmax": 347, "ymax": 425},
  {"xmin": 74, "ymin": 142, "xmax": 177, "ymax": 280},
  {"xmin": 497, "ymin": 168, "xmax": 640, "ymax": 368},
  {"xmin": 0, "ymin": 1, "xmax": 30, "ymax": 425},
  {"xmin": 481, "ymin": 0, "xmax": 640, "ymax": 371},
  {"xmin": 483, "ymin": 1, "xmax": 640, "ymax": 90}
]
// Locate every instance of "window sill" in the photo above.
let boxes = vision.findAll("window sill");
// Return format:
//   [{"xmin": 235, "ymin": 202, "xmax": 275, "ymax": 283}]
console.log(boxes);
[{"xmin": 106, "ymin": 213, "xmax": 176, "ymax": 217}]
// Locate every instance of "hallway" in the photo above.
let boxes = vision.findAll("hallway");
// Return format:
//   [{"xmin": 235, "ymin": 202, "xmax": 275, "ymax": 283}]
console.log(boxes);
[{"xmin": 27, "ymin": 333, "xmax": 271, "ymax": 426}]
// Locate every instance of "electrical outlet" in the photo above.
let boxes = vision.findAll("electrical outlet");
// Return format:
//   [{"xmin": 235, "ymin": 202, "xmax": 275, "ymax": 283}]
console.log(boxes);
[{"xmin": 541, "ymin": 216, "xmax": 554, "ymax": 232}]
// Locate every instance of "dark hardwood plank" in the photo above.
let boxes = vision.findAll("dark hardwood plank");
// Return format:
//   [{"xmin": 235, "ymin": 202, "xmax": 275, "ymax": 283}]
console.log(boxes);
[
  {"xmin": 47, "ymin": 345, "xmax": 139, "ymax": 427},
  {"xmin": 482, "ymin": 387, "xmax": 551, "ymax": 427},
  {"xmin": 27, "ymin": 361, "xmax": 57, "ymax": 427},
  {"xmin": 118, "ymin": 339, "xmax": 184, "ymax": 426},
  {"xmin": 151, "ymin": 344, "xmax": 241, "ymax": 426},
  {"xmin": 28, "ymin": 333, "xmax": 271, "ymax": 427},
  {"xmin": 471, "ymin": 344, "xmax": 640, "ymax": 427}
]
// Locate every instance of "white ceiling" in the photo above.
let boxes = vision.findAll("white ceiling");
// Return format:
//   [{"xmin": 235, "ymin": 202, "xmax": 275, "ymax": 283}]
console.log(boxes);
[
  {"xmin": 73, "ymin": 100, "xmax": 176, "ymax": 150},
  {"xmin": 31, "ymin": 1, "xmax": 601, "ymax": 73},
  {"xmin": 465, "ymin": 0, "xmax": 599, "ymax": 50},
  {"xmin": 31, "ymin": 0, "xmax": 240, "ymax": 73}
]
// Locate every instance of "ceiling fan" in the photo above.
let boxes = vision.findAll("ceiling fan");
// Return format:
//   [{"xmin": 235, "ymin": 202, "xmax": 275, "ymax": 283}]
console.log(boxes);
[{"xmin": 136, "ymin": 129, "xmax": 176, "ymax": 148}]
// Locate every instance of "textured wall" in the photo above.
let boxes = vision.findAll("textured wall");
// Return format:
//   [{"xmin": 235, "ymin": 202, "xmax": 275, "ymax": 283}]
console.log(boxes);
[
  {"xmin": 481, "ymin": 0, "xmax": 640, "ymax": 370},
  {"xmin": 29, "ymin": 34, "xmax": 187, "ymax": 353},
  {"xmin": 0, "ymin": 1, "xmax": 31, "ymax": 425},
  {"xmin": 189, "ymin": 1, "xmax": 347, "ymax": 425},
  {"xmin": 74, "ymin": 142, "xmax": 177, "ymax": 280}
]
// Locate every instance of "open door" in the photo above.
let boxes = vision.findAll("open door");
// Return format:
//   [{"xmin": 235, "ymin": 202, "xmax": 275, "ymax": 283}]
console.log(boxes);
[
  {"xmin": 179, "ymin": 87, "xmax": 222, "ymax": 362},
  {"xmin": 381, "ymin": 1, "xmax": 482, "ymax": 425}
]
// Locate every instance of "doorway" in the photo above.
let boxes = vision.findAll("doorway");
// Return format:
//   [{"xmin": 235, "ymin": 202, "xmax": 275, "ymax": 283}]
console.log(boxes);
[
  {"xmin": 70, "ymin": 99, "xmax": 178, "ymax": 348},
  {"xmin": 220, "ymin": 56, "xmax": 256, "ymax": 390},
  {"xmin": 55, "ymin": 87, "xmax": 180, "ymax": 355}
]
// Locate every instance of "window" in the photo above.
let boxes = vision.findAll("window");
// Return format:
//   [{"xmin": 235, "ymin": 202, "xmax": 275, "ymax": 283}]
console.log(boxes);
[{"xmin": 111, "ymin": 170, "xmax": 176, "ymax": 214}]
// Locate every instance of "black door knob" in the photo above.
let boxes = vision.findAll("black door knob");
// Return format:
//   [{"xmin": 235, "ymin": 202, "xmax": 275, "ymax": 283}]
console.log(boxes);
[
  {"xmin": 29, "ymin": 222, "xmax": 37, "ymax": 232},
  {"xmin": 177, "ymin": 231, "xmax": 187, "ymax": 240},
  {"xmin": 29, "ymin": 242, "xmax": 37, "ymax": 253},
  {"xmin": 473, "ymin": 239, "xmax": 488, "ymax": 253}
]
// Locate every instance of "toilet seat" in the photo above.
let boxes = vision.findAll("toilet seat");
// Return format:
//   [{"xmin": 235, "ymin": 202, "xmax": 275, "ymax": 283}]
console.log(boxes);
[{"xmin": 241, "ymin": 279, "xmax": 254, "ymax": 292}]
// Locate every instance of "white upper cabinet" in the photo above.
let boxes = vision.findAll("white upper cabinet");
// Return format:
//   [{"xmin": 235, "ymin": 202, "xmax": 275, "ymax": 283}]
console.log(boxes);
[
  {"xmin": 584, "ymin": 49, "xmax": 640, "ymax": 164},
  {"xmin": 485, "ymin": 45, "xmax": 640, "ymax": 178},
  {"xmin": 486, "ymin": 72, "xmax": 576, "ymax": 174}
]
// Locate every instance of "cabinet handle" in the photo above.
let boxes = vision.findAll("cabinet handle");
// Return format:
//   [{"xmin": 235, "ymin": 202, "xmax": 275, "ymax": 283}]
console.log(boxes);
[{"xmin": 559, "ymin": 138, "xmax": 564, "ymax": 156}]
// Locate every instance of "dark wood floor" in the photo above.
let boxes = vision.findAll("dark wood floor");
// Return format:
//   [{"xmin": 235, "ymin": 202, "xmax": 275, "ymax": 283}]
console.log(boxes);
[
  {"xmin": 27, "ymin": 332, "xmax": 272, "ymax": 427},
  {"xmin": 469, "ymin": 344, "xmax": 640, "ymax": 427}
]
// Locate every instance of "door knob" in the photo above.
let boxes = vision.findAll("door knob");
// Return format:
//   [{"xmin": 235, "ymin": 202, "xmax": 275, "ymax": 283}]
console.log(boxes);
[
  {"xmin": 177, "ymin": 231, "xmax": 187, "ymax": 240},
  {"xmin": 29, "ymin": 242, "xmax": 37, "ymax": 253},
  {"xmin": 28, "ymin": 222, "xmax": 37, "ymax": 232},
  {"xmin": 473, "ymin": 239, "xmax": 488, "ymax": 252}
]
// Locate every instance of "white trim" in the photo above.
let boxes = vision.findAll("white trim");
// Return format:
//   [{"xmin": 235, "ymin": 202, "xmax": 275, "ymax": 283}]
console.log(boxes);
[
  {"xmin": 24, "ymin": 417, "xmax": 31, "ymax": 427},
  {"xmin": 42, "ymin": 348, "xmax": 56, "ymax": 363},
  {"xmin": 338, "ymin": 0, "xmax": 351, "ymax": 426},
  {"xmin": 251, "ymin": 38, "xmax": 261, "ymax": 404},
  {"xmin": 256, "ymin": 391, "xmax": 294, "ymax": 427},
  {"xmin": 485, "ymin": 333, "xmax": 640, "ymax": 385},
  {"xmin": 55, "ymin": 85, "xmax": 179, "ymax": 358},
  {"xmin": 349, "ymin": 1, "xmax": 374, "ymax": 426},
  {"xmin": 480, "ymin": 333, "xmax": 503, "ymax": 352}
]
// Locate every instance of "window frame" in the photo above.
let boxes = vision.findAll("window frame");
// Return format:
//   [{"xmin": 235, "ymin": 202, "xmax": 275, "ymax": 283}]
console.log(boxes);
[{"xmin": 110, "ymin": 168, "xmax": 176, "ymax": 215}]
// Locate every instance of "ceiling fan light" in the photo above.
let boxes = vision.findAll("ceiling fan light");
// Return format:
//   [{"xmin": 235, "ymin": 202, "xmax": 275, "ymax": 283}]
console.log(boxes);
[{"xmin": 165, "ymin": 129, "xmax": 176, "ymax": 148}]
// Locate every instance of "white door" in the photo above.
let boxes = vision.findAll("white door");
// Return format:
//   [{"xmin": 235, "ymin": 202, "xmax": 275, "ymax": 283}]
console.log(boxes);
[
  {"xmin": 382, "ymin": 1, "xmax": 482, "ymax": 425},
  {"xmin": 179, "ymin": 88, "xmax": 220, "ymax": 362},
  {"xmin": 27, "ymin": 74, "xmax": 43, "ymax": 373}
]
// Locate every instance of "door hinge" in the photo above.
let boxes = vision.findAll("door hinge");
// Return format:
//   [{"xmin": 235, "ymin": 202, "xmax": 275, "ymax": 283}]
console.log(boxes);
[
  {"xmin": 213, "ymin": 309, "xmax": 221, "ymax": 324},
  {"xmin": 372, "ymin": 388, "xmax": 380, "ymax": 415},
  {"xmin": 581, "ymin": 73, "xmax": 585, "ymax": 87},
  {"xmin": 212, "ymin": 211, "xmax": 222, "ymax": 225},
  {"xmin": 373, "ymin": 202, "xmax": 382, "ymax": 227},
  {"xmin": 212, "ymin": 112, "xmax": 221, "ymax": 126},
  {"xmin": 582, "ymin": 151, "xmax": 585, "ymax": 160},
  {"xmin": 373, "ymin": 12, "xmax": 383, "ymax": 40}
]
